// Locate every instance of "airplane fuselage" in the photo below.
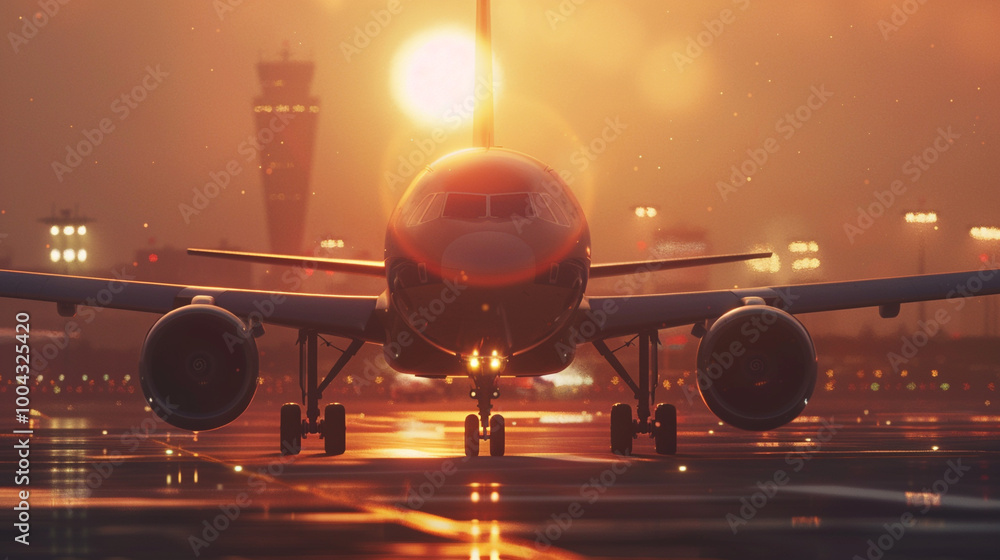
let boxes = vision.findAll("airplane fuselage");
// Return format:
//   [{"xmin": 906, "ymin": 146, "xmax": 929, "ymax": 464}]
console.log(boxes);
[{"xmin": 383, "ymin": 148, "xmax": 591, "ymax": 376}]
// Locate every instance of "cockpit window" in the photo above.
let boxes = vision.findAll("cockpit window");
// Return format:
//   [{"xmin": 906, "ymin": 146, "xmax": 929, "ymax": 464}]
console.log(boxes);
[
  {"xmin": 443, "ymin": 193, "xmax": 488, "ymax": 219},
  {"xmin": 489, "ymin": 193, "xmax": 532, "ymax": 219},
  {"xmin": 406, "ymin": 191, "xmax": 573, "ymax": 227},
  {"xmin": 405, "ymin": 194, "xmax": 435, "ymax": 227},
  {"xmin": 538, "ymin": 193, "xmax": 571, "ymax": 226}
]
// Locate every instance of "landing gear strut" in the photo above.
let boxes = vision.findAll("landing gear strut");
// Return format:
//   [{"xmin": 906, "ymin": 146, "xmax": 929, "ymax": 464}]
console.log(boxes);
[
  {"xmin": 279, "ymin": 330, "xmax": 363, "ymax": 456},
  {"xmin": 594, "ymin": 330, "xmax": 677, "ymax": 456},
  {"xmin": 464, "ymin": 373, "xmax": 505, "ymax": 457}
]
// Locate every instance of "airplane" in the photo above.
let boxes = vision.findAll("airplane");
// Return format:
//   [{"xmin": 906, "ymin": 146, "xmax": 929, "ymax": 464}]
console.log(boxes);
[{"xmin": 2, "ymin": 0, "xmax": 999, "ymax": 458}]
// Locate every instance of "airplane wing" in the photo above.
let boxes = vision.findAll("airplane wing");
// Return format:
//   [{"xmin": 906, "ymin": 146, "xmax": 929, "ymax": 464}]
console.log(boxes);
[
  {"xmin": 585, "ymin": 268, "xmax": 1000, "ymax": 340},
  {"xmin": 187, "ymin": 248, "xmax": 386, "ymax": 277},
  {"xmin": 589, "ymin": 252, "xmax": 771, "ymax": 278},
  {"xmin": 0, "ymin": 269, "xmax": 384, "ymax": 342}
]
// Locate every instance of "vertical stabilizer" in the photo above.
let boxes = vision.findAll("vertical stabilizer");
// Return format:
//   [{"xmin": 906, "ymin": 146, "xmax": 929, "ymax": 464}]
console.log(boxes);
[{"xmin": 473, "ymin": 0, "xmax": 494, "ymax": 148}]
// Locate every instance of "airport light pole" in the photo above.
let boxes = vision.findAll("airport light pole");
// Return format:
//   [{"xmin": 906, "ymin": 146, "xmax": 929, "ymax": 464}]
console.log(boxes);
[
  {"xmin": 969, "ymin": 226, "xmax": 1000, "ymax": 336},
  {"xmin": 904, "ymin": 211, "xmax": 938, "ymax": 325},
  {"xmin": 40, "ymin": 207, "xmax": 93, "ymax": 274}
]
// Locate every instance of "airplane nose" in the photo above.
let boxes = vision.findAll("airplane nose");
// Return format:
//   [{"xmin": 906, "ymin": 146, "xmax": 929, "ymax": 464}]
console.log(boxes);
[{"xmin": 441, "ymin": 231, "xmax": 535, "ymax": 284}]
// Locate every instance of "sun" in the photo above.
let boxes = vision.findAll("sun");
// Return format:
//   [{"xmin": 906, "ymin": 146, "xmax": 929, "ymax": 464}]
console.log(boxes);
[{"xmin": 391, "ymin": 28, "xmax": 499, "ymax": 124}]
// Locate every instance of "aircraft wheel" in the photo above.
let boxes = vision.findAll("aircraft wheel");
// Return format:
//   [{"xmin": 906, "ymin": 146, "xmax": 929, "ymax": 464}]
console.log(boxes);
[
  {"xmin": 280, "ymin": 403, "xmax": 301, "ymax": 455},
  {"xmin": 323, "ymin": 403, "xmax": 346, "ymax": 456},
  {"xmin": 654, "ymin": 403, "xmax": 677, "ymax": 455},
  {"xmin": 489, "ymin": 415, "xmax": 505, "ymax": 457},
  {"xmin": 610, "ymin": 403, "xmax": 633, "ymax": 456},
  {"xmin": 464, "ymin": 414, "xmax": 480, "ymax": 457}
]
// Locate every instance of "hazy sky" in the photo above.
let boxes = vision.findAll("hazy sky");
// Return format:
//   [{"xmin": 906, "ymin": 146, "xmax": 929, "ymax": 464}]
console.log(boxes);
[{"xmin": 2, "ymin": 0, "xmax": 998, "ymax": 298}]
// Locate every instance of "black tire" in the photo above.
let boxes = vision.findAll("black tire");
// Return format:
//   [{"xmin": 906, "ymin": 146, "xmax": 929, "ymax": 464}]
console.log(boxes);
[
  {"xmin": 654, "ymin": 403, "xmax": 677, "ymax": 455},
  {"xmin": 610, "ymin": 403, "xmax": 633, "ymax": 456},
  {"xmin": 464, "ymin": 414, "xmax": 480, "ymax": 457},
  {"xmin": 489, "ymin": 415, "xmax": 505, "ymax": 457},
  {"xmin": 280, "ymin": 403, "xmax": 301, "ymax": 455},
  {"xmin": 323, "ymin": 403, "xmax": 346, "ymax": 456}
]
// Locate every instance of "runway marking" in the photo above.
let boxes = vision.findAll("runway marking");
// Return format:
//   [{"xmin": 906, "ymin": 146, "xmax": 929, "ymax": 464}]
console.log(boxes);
[{"xmin": 144, "ymin": 436, "xmax": 588, "ymax": 560}]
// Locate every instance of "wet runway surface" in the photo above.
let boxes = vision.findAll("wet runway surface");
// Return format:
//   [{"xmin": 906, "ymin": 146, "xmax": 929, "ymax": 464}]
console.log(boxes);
[{"xmin": 5, "ymin": 399, "xmax": 1000, "ymax": 559}]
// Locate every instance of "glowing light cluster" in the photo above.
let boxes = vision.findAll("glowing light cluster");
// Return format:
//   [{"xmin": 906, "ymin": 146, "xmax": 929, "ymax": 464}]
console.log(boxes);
[
  {"xmin": 50, "ymin": 225, "xmax": 86, "ymax": 235},
  {"xmin": 634, "ymin": 206, "xmax": 658, "ymax": 218},
  {"xmin": 50, "ymin": 248, "xmax": 87, "ymax": 263},
  {"xmin": 792, "ymin": 257, "xmax": 820, "ymax": 271},
  {"xmin": 253, "ymin": 104, "xmax": 319, "ymax": 113},
  {"xmin": 904, "ymin": 211, "xmax": 938, "ymax": 224},
  {"xmin": 970, "ymin": 226, "xmax": 1000, "ymax": 241},
  {"xmin": 788, "ymin": 241, "xmax": 819, "ymax": 253}
]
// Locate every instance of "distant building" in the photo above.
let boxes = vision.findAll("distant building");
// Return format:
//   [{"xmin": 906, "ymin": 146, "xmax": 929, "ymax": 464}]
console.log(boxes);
[{"xmin": 253, "ymin": 46, "xmax": 320, "ymax": 256}]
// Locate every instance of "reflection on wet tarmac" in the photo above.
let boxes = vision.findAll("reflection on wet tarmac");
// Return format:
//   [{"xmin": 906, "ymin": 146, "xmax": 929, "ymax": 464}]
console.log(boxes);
[{"xmin": 4, "ymin": 401, "xmax": 999, "ymax": 559}]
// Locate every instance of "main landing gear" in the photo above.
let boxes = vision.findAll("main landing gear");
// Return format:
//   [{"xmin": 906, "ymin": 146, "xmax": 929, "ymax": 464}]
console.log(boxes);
[
  {"xmin": 280, "ymin": 330, "xmax": 364, "ymax": 456},
  {"xmin": 594, "ymin": 330, "xmax": 677, "ymax": 456},
  {"xmin": 464, "ymin": 373, "xmax": 505, "ymax": 457}
]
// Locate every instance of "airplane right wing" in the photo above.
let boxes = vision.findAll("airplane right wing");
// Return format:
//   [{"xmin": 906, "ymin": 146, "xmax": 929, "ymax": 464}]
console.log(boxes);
[{"xmin": 583, "ymin": 267, "xmax": 1000, "ymax": 340}]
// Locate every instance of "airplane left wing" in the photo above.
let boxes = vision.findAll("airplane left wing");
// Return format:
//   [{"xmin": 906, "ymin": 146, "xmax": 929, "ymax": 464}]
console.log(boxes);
[
  {"xmin": 0, "ymin": 269, "xmax": 384, "ymax": 342},
  {"xmin": 584, "ymin": 268, "xmax": 1000, "ymax": 340}
]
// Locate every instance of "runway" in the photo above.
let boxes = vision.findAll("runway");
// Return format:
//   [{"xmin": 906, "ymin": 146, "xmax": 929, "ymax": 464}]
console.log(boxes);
[{"xmin": 5, "ymin": 396, "xmax": 1000, "ymax": 559}]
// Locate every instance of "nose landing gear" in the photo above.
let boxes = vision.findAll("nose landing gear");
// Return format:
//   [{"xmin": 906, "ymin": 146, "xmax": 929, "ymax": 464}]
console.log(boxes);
[{"xmin": 464, "ymin": 373, "xmax": 505, "ymax": 457}]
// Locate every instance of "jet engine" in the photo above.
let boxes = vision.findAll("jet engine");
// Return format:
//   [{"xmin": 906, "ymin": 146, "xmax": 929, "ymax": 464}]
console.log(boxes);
[
  {"xmin": 139, "ymin": 304, "xmax": 259, "ymax": 431},
  {"xmin": 695, "ymin": 304, "xmax": 816, "ymax": 431}
]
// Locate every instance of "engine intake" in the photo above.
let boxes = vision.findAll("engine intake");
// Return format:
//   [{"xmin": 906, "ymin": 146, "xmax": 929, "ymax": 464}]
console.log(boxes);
[
  {"xmin": 139, "ymin": 304, "xmax": 259, "ymax": 431},
  {"xmin": 696, "ymin": 305, "xmax": 816, "ymax": 431}
]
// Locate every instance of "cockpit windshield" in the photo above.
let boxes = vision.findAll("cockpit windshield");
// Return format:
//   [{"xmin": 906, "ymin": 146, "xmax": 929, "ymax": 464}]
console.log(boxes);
[{"xmin": 406, "ymin": 192, "xmax": 570, "ymax": 227}]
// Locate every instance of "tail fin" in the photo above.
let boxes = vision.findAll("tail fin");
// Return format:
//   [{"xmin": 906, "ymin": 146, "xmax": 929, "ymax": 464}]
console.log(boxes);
[{"xmin": 473, "ymin": 0, "xmax": 494, "ymax": 148}]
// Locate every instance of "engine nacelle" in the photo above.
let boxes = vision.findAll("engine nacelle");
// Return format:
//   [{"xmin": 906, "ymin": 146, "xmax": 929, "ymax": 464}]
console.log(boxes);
[
  {"xmin": 696, "ymin": 304, "xmax": 816, "ymax": 431},
  {"xmin": 139, "ymin": 304, "xmax": 259, "ymax": 431}
]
